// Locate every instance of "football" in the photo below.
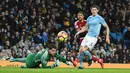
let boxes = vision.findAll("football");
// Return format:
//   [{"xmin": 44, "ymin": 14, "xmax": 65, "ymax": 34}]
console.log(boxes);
[{"xmin": 57, "ymin": 31, "xmax": 68, "ymax": 42}]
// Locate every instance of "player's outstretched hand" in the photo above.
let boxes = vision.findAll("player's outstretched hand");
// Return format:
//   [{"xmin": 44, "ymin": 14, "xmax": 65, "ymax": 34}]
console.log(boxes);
[
  {"xmin": 55, "ymin": 60, "xmax": 60, "ymax": 66},
  {"xmin": 51, "ymin": 60, "xmax": 60, "ymax": 68}
]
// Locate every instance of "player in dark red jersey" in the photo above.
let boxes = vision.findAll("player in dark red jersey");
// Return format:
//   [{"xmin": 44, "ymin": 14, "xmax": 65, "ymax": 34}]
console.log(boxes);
[
  {"xmin": 72, "ymin": 11, "xmax": 104, "ymax": 69},
  {"xmin": 74, "ymin": 12, "xmax": 88, "ymax": 45}
]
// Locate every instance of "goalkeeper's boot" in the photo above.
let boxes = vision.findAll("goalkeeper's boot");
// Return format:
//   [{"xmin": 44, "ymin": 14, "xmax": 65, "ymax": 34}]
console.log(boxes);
[{"xmin": 10, "ymin": 57, "xmax": 15, "ymax": 62}]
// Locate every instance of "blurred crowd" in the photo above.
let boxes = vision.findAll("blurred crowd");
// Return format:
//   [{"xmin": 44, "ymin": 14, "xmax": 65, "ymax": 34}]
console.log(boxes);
[{"xmin": 0, "ymin": 0, "xmax": 130, "ymax": 63}]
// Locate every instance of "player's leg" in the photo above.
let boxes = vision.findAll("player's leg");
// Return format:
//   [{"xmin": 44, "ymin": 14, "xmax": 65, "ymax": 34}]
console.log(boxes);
[
  {"xmin": 80, "ymin": 36, "xmax": 98, "ymax": 66},
  {"xmin": 72, "ymin": 51, "xmax": 104, "ymax": 68},
  {"xmin": 73, "ymin": 48, "xmax": 104, "ymax": 68},
  {"xmin": 92, "ymin": 54, "xmax": 104, "ymax": 68},
  {"xmin": 77, "ymin": 51, "xmax": 84, "ymax": 69},
  {"xmin": 19, "ymin": 54, "xmax": 35, "ymax": 68},
  {"xmin": 72, "ymin": 37, "xmax": 103, "ymax": 68},
  {"xmin": 10, "ymin": 57, "xmax": 26, "ymax": 63},
  {"xmin": 25, "ymin": 53, "xmax": 40, "ymax": 68},
  {"xmin": 80, "ymin": 46, "xmax": 92, "ymax": 66},
  {"xmin": 71, "ymin": 38, "xmax": 83, "ymax": 67},
  {"xmin": 10, "ymin": 51, "xmax": 32, "ymax": 62},
  {"xmin": 71, "ymin": 36, "xmax": 93, "ymax": 67},
  {"xmin": 70, "ymin": 49, "xmax": 80, "ymax": 67}
]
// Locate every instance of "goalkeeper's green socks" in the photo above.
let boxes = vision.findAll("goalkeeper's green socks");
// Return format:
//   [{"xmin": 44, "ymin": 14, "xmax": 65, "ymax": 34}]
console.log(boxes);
[{"xmin": 10, "ymin": 58, "xmax": 26, "ymax": 62}]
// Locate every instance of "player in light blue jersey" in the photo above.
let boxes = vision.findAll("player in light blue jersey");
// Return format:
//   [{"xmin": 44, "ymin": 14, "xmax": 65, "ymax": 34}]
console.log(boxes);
[{"xmin": 74, "ymin": 5, "xmax": 110, "ymax": 69}]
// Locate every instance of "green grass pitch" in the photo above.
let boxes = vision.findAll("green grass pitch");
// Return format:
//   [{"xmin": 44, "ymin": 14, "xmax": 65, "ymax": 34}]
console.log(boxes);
[{"xmin": 0, "ymin": 67, "xmax": 130, "ymax": 73}]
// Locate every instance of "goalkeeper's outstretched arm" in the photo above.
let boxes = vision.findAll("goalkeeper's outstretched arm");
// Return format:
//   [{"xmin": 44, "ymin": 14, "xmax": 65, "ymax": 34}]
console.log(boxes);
[
  {"xmin": 55, "ymin": 52, "xmax": 73, "ymax": 66},
  {"xmin": 42, "ymin": 60, "xmax": 60, "ymax": 69}
]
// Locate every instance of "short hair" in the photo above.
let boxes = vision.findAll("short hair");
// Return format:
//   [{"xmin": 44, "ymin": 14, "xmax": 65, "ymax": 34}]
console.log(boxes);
[
  {"xmin": 48, "ymin": 44, "xmax": 57, "ymax": 50},
  {"xmin": 91, "ymin": 5, "xmax": 100, "ymax": 10},
  {"xmin": 78, "ymin": 11, "xmax": 85, "ymax": 16}
]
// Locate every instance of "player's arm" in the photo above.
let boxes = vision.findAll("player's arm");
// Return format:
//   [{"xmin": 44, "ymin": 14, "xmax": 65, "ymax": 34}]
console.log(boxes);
[
  {"xmin": 74, "ymin": 21, "xmax": 80, "ymax": 32},
  {"xmin": 75, "ymin": 24, "xmax": 88, "ymax": 37},
  {"xmin": 102, "ymin": 24, "xmax": 110, "ymax": 44},
  {"xmin": 42, "ymin": 62, "xmax": 52, "ymax": 68},
  {"xmin": 100, "ymin": 16, "xmax": 110, "ymax": 44},
  {"xmin": 55, "ymin": 52, "xmax": 73, "ymax": 66},
  {"xmin": 42, "ymin": 59, "xmax": 60, "ymax": 69},
  {"xmin": 41, "ymin": 51, "xmax": 60, "ymax": 69},
  {"xmin": 55, "ymin": 52, "xmax": 67, "ymax": 63},
  {"xmin": 40, "ymin": 50, "xmax": 55, "ymax": 68}
]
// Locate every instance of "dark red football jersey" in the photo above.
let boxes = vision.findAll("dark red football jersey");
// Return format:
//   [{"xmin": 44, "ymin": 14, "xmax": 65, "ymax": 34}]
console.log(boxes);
[
  {"xmin": 74, "ymin": 20, "xmax": 88, "ymax": 43},
  {"xmin": 74, "ymin": 20, "xmax": 87, "ymax": 31}
]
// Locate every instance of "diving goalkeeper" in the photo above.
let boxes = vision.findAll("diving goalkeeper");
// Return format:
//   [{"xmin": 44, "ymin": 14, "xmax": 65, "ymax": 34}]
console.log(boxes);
[{"xmin": 10, "ymin": 44, "xmax": 73, "ymax": 68}]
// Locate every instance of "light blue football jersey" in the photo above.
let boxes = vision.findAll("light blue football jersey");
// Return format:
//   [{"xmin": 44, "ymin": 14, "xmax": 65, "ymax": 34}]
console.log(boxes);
[{"xmin": 87, "ymin": 14, "xmax": 107, "ymax": 37}]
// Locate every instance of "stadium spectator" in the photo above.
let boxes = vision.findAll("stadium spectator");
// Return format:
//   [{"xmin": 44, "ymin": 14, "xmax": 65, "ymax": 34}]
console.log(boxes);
[{"xmin": 0, "ymin": 0, "xmax": 130, "ymax": 64}]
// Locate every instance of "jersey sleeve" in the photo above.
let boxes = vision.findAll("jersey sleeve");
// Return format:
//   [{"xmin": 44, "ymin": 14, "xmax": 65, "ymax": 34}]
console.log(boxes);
[
  {"xmin": 74, "ymin": 21, "xmax": 79, "ymax": 31},
  {"xmin": 100, "ymin": 17, "xmax": 107, "ymax": 25},
  {"xmin": 55, "ymin": 52, "xmax": 67, "ymax": 63},
  {"xmin": 41, "ymin": 49, "xmax": 52, "ymax": 68},
  {"xmin": 86, "ymin": 16, "xmax": 90, "ymax": 24}
]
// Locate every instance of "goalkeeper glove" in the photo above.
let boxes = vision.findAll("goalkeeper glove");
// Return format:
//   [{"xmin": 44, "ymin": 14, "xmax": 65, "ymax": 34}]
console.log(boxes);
[
  {"xmin": 66, "ymin": 61, "xmax": 73, "ymax": 66},
  {"xmin": 51, "ymin": 60, "xmax": 60, "ymax": 68}
]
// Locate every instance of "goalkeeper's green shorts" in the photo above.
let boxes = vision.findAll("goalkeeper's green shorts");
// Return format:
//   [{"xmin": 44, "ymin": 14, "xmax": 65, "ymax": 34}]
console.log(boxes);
[{"xmin": 25, "ymin": 53, "xmax": 40, "ymax": 68}]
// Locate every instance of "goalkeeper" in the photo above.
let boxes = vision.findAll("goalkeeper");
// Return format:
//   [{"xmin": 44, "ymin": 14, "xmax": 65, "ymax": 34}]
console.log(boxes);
[{"xmin": 10, "ymin": 44, "xmax": 73, "ymax": 68}]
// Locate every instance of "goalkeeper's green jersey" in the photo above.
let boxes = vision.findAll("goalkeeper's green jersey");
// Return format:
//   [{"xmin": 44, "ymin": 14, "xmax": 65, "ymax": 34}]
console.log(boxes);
[{"xmin": 26, "ymin": 49, "xmax": 67, "ymax": 68}]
